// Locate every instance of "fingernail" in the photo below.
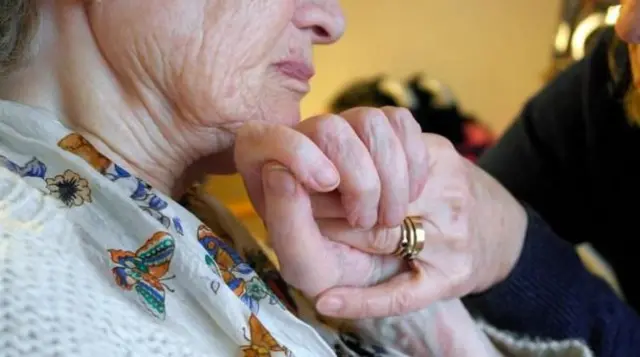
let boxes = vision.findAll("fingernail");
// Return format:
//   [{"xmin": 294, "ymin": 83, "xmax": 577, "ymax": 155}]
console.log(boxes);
[
  {"xmin": 317, "ymin": 296, "xmax": 344, "ymax": 315},
  {"xmin": 314, "ymin": 168, "xmax": 339, "ymax": 190},
  {"xmin": 265, "ymin": 165, "xmax": 297, "ymax": 196}
]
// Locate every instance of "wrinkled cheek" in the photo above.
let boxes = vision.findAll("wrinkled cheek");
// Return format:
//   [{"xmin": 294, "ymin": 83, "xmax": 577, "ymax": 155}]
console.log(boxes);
[{"xmin": 616, "ymin": 0, "xmax": 640, "ymax": 43}]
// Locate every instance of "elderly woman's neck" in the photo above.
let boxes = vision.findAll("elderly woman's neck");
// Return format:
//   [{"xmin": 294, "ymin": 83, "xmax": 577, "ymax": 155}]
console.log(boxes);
[{"xmin": 0, "ymin": 5, "xmax": 232, "ymax": 197}]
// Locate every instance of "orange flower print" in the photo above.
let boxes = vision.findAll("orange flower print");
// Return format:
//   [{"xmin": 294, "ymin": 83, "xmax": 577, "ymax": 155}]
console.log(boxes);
[
  {"xmin": 241, "ymin": 314, "xmax": 288, "ymax": 357},
  {"xmin": 58, "ymin": 133, "xmax": 111, "ymax": 173}
]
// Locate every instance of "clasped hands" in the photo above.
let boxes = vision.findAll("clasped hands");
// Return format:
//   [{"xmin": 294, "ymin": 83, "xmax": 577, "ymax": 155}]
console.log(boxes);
[{"xmin": 235, "ymin": 107, "xmax": 528, "ymax": 319}]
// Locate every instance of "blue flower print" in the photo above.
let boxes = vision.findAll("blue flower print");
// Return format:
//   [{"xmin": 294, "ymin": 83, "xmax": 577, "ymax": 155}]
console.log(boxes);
[
  {"xmin": 105, "ymin": 163, "xmax": 183, "ymax": 235},
  {"xmin": 0, "ymin": 155, "xmax": 46, "ymax": 178}
]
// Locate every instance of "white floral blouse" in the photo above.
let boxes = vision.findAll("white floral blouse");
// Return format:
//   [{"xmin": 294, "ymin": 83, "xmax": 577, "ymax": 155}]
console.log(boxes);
[{"xmin": 0, "ymin": 100, "xmax": 594, "ymax": 357}]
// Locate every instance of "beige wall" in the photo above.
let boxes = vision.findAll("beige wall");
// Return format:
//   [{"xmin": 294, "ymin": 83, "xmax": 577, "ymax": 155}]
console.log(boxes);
[
  {"xmin": 208, "ymin": 0, "xmax": 562, "ymax": 237},
  {"xmin": 302, "ymin": 0, "xmax": 561, "ymax": 134}
]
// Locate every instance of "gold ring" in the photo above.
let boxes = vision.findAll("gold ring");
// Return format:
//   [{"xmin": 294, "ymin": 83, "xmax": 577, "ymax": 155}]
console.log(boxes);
[{"xmin": 393, "ymin": 217, "xmax": 426, "ymax": 260}]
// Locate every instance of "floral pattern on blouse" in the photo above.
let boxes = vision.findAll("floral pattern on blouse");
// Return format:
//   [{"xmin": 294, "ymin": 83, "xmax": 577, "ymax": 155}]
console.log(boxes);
[
  {"xmin": 45, "ymin": 169, "xmax": 92, "ymax": 207},
  {"xmin": 0, "ymin": 115, "xmax": 400, "ymax": 356},
  {"xmin": 197, "ymin": 224, "xmax": 278, "ymax": 315},
  {"xmin": 241, "ymin": 314, "xmax": 289, "ymax": 357},
  {"xmin": 0, "ymin": 154, "xmax": 92, "ymax": 208},
  {"xmin": 57, "ymin": 133, "xmax": 184, "ymax": 235},
  {"xmin": 0, "ymin": 155, "xmax": 47, "ymax": 179},
  {"xmin": 108, "ymin": 231, "xmax": 176, "ymax": 320}
]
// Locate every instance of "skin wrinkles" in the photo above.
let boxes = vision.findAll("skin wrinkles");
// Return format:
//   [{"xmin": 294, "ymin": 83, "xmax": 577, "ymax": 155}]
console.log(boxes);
[
  {"xmin": 56, "ymin": 0, "xmax": 335, "ymax": 191},
  {"xmin": 318, "ymin": 117, "xmax": 381, "ymax": 227}
]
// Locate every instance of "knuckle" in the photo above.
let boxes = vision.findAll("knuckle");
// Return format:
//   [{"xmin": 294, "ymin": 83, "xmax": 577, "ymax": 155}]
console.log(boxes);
[
  {"xmin": 360, "ymin": 108, "xmax": 388, "ymax": 127},
  {"xmin": 383, "ymin": 106, "xmax": 417, "ymax": 128},
  {"xmin": 451, "ymin": 255, "xmax": 474, "ymax": 285},
  {"xmin": 384, "ymin": 106, "xmax": 412, "ymax": 118},
  {"xmin": 349, "ymin": 177, "xmax": 381, "ymax": 202},
  {"xmin": 346, "ymin": 108, "xmax": 388, "ymax": 132},
  {"xmin": 339, "ymin": 106, "xmax": 374, "ymax": 118},
  {"xmin": 446, "ymin": 272, "xmax": 466, "ymax": 291},
  {"xmin": 369, "ymin": 228, "xmax": 396, "ymax": 252},
  {"xmin": 316, "ymin": 113, "xmax": 345, "ymax": 131},
  {"xmin": 424, "ymin": 133, "xmax": 456, "ymax": 153},
  {"xmin": 381, "ymin": 107, "xmax": 423, "ymax": 144},
  {"xmin": 390, "ymin": 290, "xmax": 414, "ymax": 315},
  {"xmin": 448, "ymin": 227, "xmax": 471, "ymax": 253},
  {"xmin": 301, "ymin": 114, "xmax": 342, "ymax": 135},
  {"xmin": 314, "ymin": 115, "xmax": 351, "ymax": 144},
  {"xmin": 362, "ymin": 107, "xmax": 387, "ymax": 119},
  {"xmin": 359, "ymin": 296, "xmax": 374, "ymax": 318}
]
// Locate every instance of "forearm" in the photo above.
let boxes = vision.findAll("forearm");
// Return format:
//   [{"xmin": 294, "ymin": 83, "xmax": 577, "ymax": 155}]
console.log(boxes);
[
  {"xmin": 464, "ymin": 207, "xmax": 640, "ymax": 356},
  {"xmin": 350, "ymin": 299, "xmax": 503, "ymax": 357},
  {"xmin": 350, "ymin": 299, "xmax": 594, "ymax": 357}
]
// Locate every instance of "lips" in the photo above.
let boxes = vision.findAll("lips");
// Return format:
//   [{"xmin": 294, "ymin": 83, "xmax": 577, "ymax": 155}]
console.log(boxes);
[{"xmin": 273, "ymin": 61, "xmax": 315, "ymax": 82}]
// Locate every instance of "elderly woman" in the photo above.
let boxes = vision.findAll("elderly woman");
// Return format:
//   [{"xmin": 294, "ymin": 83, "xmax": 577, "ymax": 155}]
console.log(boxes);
[{"xmin": 0, "ymin": 1, "xmax": 598, "ymax": 356}]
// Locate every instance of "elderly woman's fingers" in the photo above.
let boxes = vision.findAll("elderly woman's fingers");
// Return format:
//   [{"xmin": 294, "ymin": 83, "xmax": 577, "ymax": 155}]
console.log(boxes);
[
  {"xmin": 235, "ymin": 121, "xmax": 340, "ymax": 217},
  {"xmin": 310, "ymin": 192, "xmax": 346, "ymax": 218},
  {"xmin": 296, "ymin": 115, "xmax": 381, "ymax": 229},
  {"xmin": 315, "ymin": 264, "xmax": 447, "ymax": 319},
  {"xmin": 379, "ymin": 106, "xmax": 430, "ymax": 202},
  {"xmin": 260, "ymin": 162, "xmax": 341, "ymax": 297},
  {"xmin": 316, "ymin": 218, "xmax": 402, "ymax": 255},
  {"xmin": 339, "ymin": 107, "xmax": 410, "ymax": 227},
  {"xmin": 263, "ymin": 163, "xmax": 336, "ymax": 296}
]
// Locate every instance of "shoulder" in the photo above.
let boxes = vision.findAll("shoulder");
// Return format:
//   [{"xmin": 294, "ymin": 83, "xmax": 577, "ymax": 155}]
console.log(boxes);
[
  {"xmin": 491, "ymin": 29, "xmax": 618, "ymax": 165},
  {"xmin": 525, "ymin": 28, "xmax": 615, "ymax": 126},
  {"xmin": 0, "ymin": 167, "xmax": 64, "ymax": 238},
  {"xmin": 0, "ymin": 168, "xmax": 179, "ymax": 356}
]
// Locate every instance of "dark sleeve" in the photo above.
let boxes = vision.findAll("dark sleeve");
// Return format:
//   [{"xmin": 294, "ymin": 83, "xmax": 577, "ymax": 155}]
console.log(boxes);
[
  {"xmin": 478, "ymin": 59, "xmax": 592, "ymax": 245},
  {"xmin": 464, "ymin": 207, "xmax": 640, "ymax": 356}
]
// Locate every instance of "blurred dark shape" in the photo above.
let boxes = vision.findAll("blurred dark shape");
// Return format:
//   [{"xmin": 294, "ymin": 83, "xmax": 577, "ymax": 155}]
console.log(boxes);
[
  {"xmin": 329, "ymin": 76, "xmax": 415, "ymax": 113},
  {"xmin": 407, "ymin": 74, "xmax": 464, "ymax": 144},
  {"xmin": 407, "ymin": 74, "xmax": 494, "ymax": 162},
  {"xmin": 329, "ymin": 74, "xmax": 494, "ymax": 162},
  {"xmin": 546, "ymin": 0, "xmax": 619, "ymax": 81}
]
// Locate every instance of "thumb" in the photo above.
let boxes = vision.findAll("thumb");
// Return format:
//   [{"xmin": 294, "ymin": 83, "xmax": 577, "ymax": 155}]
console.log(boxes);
[
  {"xmin": 316, "ymin": 263, "xmax": 449, "ymax": 319},
  {"xmin": 262, "ymin": 162, "xmax": 340, "ymax": 297}
]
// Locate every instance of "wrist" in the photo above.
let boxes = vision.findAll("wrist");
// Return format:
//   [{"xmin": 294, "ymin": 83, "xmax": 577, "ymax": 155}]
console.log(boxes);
[
  {"xmin": 469, "ymin": 162, "xmax": 528, "ymax": 293},
  {"xmin": 493, "ymin": 197, "xmax": 527, "ymax": 287}
]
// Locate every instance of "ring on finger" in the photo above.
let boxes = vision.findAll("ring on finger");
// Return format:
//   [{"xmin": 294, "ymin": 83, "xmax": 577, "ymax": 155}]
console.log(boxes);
[{"xmin": 392, "ymin": 217, "xmax": 426, "ymax": 260}]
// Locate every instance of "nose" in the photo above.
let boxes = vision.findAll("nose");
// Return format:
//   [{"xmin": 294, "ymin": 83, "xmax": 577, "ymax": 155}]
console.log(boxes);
[{"xmin": 294, "ymin": 0, "xmax": 346, "ymax": 44}]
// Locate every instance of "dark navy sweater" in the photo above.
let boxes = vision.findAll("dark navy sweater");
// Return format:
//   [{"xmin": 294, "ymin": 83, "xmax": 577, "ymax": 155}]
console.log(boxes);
[
  {"xmin": 465, "ymin": 208, "xmax": 640, "ymax": 356},
  {"xmin": 465, "ymin": 28, "xmax": 640, "ymax": 356}
]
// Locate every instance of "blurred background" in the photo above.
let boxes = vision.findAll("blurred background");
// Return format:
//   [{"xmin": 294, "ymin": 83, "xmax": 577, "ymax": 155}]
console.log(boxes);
[
  {"xmin": 206, "ymin": 0, "xmax": 619, "ymax": 248},
  {"xmin": 303, "ymin": 0, "xmax": 558, "ymax": 135}
]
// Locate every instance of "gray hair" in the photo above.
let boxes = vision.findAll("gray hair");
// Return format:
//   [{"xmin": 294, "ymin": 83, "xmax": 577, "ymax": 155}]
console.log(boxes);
[{"xmin": 0, "ymin": 0, "xmax": 37, "ymax": 76}]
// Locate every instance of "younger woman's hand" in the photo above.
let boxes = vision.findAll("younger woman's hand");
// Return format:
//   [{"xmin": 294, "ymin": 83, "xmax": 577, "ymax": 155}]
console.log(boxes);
[
  {"xmin": 310, "ymin": 141, "xmax": 529, "ymax": 318},
  {"xmin": 235, "ymin": 107, "xmax": 528, "ymax": 319}
]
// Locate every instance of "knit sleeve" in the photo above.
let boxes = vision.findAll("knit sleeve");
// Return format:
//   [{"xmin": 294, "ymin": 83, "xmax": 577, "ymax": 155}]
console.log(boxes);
[{"xmin": 464, "ymin": 207, "xmax": 640, "ymax": 356}]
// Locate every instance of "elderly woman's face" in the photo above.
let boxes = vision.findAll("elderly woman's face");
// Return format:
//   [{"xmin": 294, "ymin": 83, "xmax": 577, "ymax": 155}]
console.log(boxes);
[{"xmin": 87, "ymin": 1, "xmax": 344, "ymax": 128}]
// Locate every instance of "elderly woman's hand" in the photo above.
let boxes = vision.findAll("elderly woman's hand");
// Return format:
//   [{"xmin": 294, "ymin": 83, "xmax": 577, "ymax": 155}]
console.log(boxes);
[
  {"xmin": 235, "ymin": 107, "xmax": 528, "ymax": 319},
  {"xmin": 236, "ymin": 107, "xmax": 429, "ymax": 229}
]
